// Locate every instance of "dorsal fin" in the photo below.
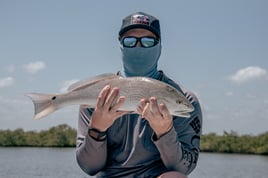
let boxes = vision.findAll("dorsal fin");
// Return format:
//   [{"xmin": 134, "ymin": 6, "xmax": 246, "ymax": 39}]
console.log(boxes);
[{"xmin": 68, "ymin": 73, "xmax": 119, "ymax": 91}]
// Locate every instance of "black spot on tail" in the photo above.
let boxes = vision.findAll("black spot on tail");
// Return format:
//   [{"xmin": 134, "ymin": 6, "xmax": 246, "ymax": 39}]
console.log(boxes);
[{"xmin": 51, "ymin": 96, "xmax": 56, "ymax": 100}]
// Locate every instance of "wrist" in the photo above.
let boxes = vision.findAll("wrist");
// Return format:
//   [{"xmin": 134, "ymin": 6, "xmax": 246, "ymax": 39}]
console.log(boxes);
[
  {"xmin": 88, "ymin": 127, "xmax": 107, "ymax": 141},
  {"xmin": 89, "ymin": 120, "xmax": 107, "ymax": 132},
  {"xmin": 154, "ymin": 125, "xmax": 173, "ymax": 140}
]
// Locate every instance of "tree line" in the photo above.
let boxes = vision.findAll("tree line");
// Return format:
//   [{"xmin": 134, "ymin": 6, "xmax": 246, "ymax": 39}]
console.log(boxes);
[
  {"xmin": 201, "ymin": 131, "xmax": 268, "ymax": 155},
  {"xmin": 0, "ymin": 124, "xmax": 267, "ymax": 155},
  {"xmin": 0, "ymin": 124, "xmax": 76, "ymax": 147}
]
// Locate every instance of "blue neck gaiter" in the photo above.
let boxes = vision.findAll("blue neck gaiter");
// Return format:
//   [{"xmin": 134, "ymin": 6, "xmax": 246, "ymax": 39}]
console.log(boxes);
[{"xmin": 120, "ymin": 43, "xmax": 161, "ymax": 79}]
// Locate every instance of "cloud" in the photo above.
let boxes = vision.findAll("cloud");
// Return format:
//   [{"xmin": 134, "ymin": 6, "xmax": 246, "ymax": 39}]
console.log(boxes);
[
  {"xmin": 24, "ymin": 61, "xmax": 46, "ymax": 74},
  {"xmin": 0, "ymin": 77, "xmax": 15, "ymax": 88},
  {"xmin": 228, "ymin": 66, "xmax": 267, "ymax": 83},
  {"xmin": 59, "ymin": 79, "xmax": 80, "ymax": 93}
]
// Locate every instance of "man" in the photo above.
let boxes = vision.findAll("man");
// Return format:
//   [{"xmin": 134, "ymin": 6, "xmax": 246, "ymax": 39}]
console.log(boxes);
[{"xmin": 76, "ymin": 12, "xmax": 202, "ymax": 178}]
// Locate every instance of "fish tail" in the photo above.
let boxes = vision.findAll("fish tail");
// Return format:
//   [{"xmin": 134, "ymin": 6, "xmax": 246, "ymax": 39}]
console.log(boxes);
[{"xmin": 26, "ymin": 93, "xmax": 58, "ymax": 120}]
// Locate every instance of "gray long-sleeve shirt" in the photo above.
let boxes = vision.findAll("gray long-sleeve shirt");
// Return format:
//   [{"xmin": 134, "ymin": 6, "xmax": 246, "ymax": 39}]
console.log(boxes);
[{"xmin": 76, "ymin": 72, "xmax": 202, "ymax": 178}]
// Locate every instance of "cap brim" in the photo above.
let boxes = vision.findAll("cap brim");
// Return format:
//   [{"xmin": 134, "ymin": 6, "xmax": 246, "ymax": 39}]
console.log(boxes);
[{"xmin": 119, "ymin": 24, "xmax": 160, "ymax": 38}]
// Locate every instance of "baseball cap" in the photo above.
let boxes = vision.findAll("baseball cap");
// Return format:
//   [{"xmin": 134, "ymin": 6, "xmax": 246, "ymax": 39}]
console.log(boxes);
[{"xmin": 119, "ymin": 12, "xmax": 161, "ymax": 39}]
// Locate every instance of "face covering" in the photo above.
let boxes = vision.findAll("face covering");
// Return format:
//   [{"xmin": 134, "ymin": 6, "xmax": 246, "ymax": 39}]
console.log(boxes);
[{"xmin": 120, "ymin": 42, "xmax": 161, "ymax": 78}]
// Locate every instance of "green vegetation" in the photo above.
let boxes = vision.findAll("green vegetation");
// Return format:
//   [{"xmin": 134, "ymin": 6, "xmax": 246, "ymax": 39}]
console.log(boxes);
[
  {"xmin": 0, "ymin": 124, "xmax": 76, "ymax": 147},
  {"xmin": 0, "ymin": 124, "xmax": 267, "ymax": 155},
  {"xmin": 201, "ymin": 131, "xmax": 268, "ymax": 155}
]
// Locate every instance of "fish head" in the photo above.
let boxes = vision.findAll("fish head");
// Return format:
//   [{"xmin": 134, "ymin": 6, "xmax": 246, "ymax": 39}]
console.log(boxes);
[
  {"xmin": 163, "ymin": 85, "xmax": 195, "ymax": 116},
  {"xmin": 174, "ymin": 97, "xmax": 194, "ymax": 112}
]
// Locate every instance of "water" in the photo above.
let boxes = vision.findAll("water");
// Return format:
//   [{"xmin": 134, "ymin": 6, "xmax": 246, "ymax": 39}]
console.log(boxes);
[
  {"xmin": 0, "ymin": 148, "xmax": 267, "ymax": 178},
  {"xmin": 0, "ymin": 148, "xmax": 88, "ymax": 178},
  {"xmin": 191, "ymin": 153, "xmax": 268, "ymax": 178}
]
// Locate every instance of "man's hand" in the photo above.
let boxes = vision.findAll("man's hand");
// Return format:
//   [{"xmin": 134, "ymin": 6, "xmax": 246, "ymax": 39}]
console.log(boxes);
[
  {"xmin": 137, "ymin": 97, "xmax": 173, "ymax": 139},
  {"xmin": 89, "ymin": 85, "xmax": 129, "ymax": 131}
]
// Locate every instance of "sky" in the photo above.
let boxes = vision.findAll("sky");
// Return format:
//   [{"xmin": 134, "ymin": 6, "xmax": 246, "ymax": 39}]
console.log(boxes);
[{"xmin": 0, "ymin": 0, "xmax": 267, "ymax": 135}]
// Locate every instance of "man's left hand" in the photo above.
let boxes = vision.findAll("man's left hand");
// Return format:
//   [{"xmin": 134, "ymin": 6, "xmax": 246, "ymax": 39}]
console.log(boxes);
[{"xmin": 137, "ymin": 97, "xmax": 173, "ymax": 139}]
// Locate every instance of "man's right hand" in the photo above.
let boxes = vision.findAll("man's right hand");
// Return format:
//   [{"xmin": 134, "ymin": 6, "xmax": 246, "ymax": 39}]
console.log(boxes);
[{"xmin": 89, "ymin": 85, "xmax": 129, "ymax": 132}]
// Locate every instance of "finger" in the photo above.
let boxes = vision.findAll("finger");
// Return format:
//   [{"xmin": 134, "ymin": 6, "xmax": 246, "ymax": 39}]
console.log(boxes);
[
  {"xmin": 137, "ymin": 98, "xmax": 149, "ymax": 115},
  {"xmin": 136, "ymin": 105, "xmax": 143, "ymax": 114},
  {"xmin": 139, "ymin": 98, "xmax": 147, "ymax": 108},
  {"xmin": 96, "ymin": 85, "xmax": 110, "ymax": 108},
  {"xmin": 109, "ymin": 96, "xmax": 126, "ymax": 113},
  {"xmin": 141, "ymin": 102, "xmax": 153, "ymax": 121},
  {"xmin": 149, "ymin": 97, "xmax": 160, "ymax": 114},
  {"xmin": 142, "ymin": 102, "xmax": 150, "ymax": 117},
  {"xmin": 159, "ymin": 103, "xmax": 171, "ymax": 120},
  {"xmin": 136, "ymin": 98, "xmax": 146, "ymax": 114},
  {"xmin": 104, "ymin": 87, "xmax": 119, "ymax": 111}
]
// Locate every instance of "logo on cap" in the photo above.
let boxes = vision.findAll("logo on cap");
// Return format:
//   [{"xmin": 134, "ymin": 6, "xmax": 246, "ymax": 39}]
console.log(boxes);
[{"xmin": 131, "ymin": 14, "xmax": 149, "ymax": 25}]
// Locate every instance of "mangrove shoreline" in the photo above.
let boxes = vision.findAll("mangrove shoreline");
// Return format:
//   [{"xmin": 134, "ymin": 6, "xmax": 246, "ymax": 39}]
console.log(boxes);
[{"xmin": 0, "ymin": 124, "xmax": 267, "ymax": 155}]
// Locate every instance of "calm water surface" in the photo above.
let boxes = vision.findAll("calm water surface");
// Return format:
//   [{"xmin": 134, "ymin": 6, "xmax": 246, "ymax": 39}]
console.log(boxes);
[{"xmin": 0, "ymin": 147, "xmax": 267, "ymax": 178}]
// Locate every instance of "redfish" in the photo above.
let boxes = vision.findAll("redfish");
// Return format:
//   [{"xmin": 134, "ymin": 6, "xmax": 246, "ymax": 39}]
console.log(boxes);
[{"xmin": 27, "ymin": 74, "xmax": 194, "ymax": 120}]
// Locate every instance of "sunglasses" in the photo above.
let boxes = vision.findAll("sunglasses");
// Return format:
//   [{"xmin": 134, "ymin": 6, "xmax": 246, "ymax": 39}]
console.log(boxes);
[{"xmin": 121, "ymin": 36, "xmax": 159, "ymax": 48}]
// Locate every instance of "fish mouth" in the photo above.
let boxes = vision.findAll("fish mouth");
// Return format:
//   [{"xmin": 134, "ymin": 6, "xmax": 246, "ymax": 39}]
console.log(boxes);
[
  {"xmin": 173, "ymin": 111, "xmax": 191, "ymax": 118},
  {"xmin": 173, "ymin": 107, "xmax": 194, "ymax": 117},
  {"xmin": 177, "ymin": 107, "xmax": 194, "ymax": 113}
]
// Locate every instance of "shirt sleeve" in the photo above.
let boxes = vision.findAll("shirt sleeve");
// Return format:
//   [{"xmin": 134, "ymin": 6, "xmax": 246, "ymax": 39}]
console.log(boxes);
[
  {"xmin": 153, "ymin": 91, "xmax": 202, "ymax": 175},
  {"xmin": 76, "ymin": 106, "xmax": 108, "ymax": 176}
]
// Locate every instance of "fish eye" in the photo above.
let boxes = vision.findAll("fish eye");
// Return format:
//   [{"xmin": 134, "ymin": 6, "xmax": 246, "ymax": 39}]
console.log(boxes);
[
  {"xmin": 176, "ymin": 99, "xmax": 182, "ymax": 104},
  {"xmin": 51, "ymin": 96, "xmax": 57, "ymax": 100}
]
